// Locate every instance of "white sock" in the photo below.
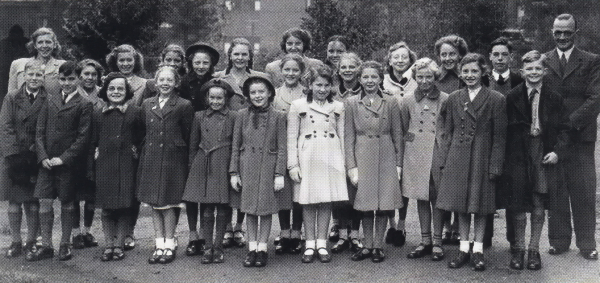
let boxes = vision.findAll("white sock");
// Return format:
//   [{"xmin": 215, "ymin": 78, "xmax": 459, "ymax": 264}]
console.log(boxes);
[
  {"xmin": 82, "ymin": 226, "xmax": 90, "ymax": 234},
  {"xmin": 280, "ymin": 229, "xmax": 291, "ymax": 238},
  {"xmin": 156, "ymin": 238, "xmax": 165, "ymax": 249},
  {"xmin": 72, "ymin": 228, "xmax": 81, "ymax": 236},
  {"xmin": 472, "ymin": 242, "xmax": 483, "ymax": 254},
  {"xmin": 249, "ymin": 241, "xmax": 258, "ymax": 251},
  {"xmin": 316, "ymin": 239, "xmax": 327, "ymax": 249},
  {"xmin": 291, "ymin": 230, "xmax": 302, "ymax": 239},
  {"xmin": 350, "ymin": 230, "xmax": 359, "ymax": 239},
  {"xmin": 165, "ymin": 238, "xmax": 175, "ymax": 250},
  {"xmin": 339, "ymin": 228, "xmax": 348, "ymax": 239},
  {"xmin": 257, "ymin": 242, "xmax": 268, "ymax": 252},
  {"xmin": 459, "ymin": 240, "xmax": 470, "ymax": 253},
  {"xmin": 304, "ymin": 240, "xmax": 315, "ymax": 255}
]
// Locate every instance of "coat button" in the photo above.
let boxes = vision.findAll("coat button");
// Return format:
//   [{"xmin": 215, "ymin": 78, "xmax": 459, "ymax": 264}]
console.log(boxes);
[
  {"xmin": 160, "ymin": 132, "xmax": 164, "ymax": 135},
  {"xmin": 116, "ymin": 135, "xmax": 120, "ymax": 138},
  {"xmin": 310, "ymin": 115, "xmax": 313, "ymax": 118},
  {"xmin": 324, "ymin": 135, "xmax": 327, "ymax": 138},
  {"xmin": 368, "ymin": 135, "xmax": 373, "ymax": 138},
  {"xmin": 419, "ymin": 129, "xmax": 423, "ymax": 132},
  {"xmin": 149, "ymin": 143, "xmax": 153, "ymax": 146},
  {"xmin": 160, "ymin": 144, "xmax": 163, "ymax": 147},
  {"xmin": 420, "ymin": 121, "xmax": 424, "ymax": 124},
  {"xmin": 472, "ymin": 125, "xmax": 476, "ymax": 129},
  {"xmin": 376, "ymin": 135, "xmax": 380, "ymax": 138},
  {"xmin": 326, "ymin": 119, "xmax": 329, "ymax": 122},
  {"xmin": 313, "ymin": 130, "xmax": 317, "ymax": 133},
  {"xmin": 151, "ymin": 119, "xmax": 154, "ymax": 122},
  {"xmin": 311, "ymin": 120, "xmax": 314, "ymax": 123}
]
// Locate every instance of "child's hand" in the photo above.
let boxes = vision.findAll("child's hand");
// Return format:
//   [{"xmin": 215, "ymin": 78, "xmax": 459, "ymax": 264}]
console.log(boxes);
[
  {"xmin": 94, "ymin": 147, "xmax": 99, "ymax": 160},
  {"xmin": 49, "ymin": 157, "xmax": 63, "ymax": 166},
  {"xmin": 397, "ymin": 166, "xmax": 402, "ymax": 181},
  {"xmin": 230, "ymin": 175, "xmax": 242, "ymax": 192},
  {"xmin": 41, "ymin": 159, "xmax": 52, "ymax": 170},
  {"xmin": 289, "ymin": 167, "xmax": 302, "ymax": 183},
  {"xmin": 542, "ymin": 152, "xmax": 558, "ymax": 165},
  {"xmin": 347, "ymin": 168, "xmax": 358, "ymax": 187},
  {"xmin": 274, "ymin": 175, "xmax": 284, "ymax": 191}
]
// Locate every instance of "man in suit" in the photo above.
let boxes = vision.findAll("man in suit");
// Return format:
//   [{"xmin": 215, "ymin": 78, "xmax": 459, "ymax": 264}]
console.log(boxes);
[
  {"xmin": 484, "ymin": 37, "xmax": 524, "ymax": 249},
  {"xmin": 543, "ymin": 13, "xmax": 600, "ymax": 260}
]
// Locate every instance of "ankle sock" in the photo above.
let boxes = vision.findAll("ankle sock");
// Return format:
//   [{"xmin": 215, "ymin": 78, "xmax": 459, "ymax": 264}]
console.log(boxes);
[
  {"xmin": 280, "ymin": 229, "xmax": 291, "ymax": 238},
  {"xmin": 339, "ymin": 228, "xmax": 348, "ymax": 239},
  {"xmin": 472, "ymin": 242, "xmax": 483, "ymax": 254},
  {"xmin": 350, "ymin": 230, "xmax": 359, "ymax": 239},
  {"xmin": 156, "ymin": 238, "xmax": 165, "ymax": 249},
  {"xmin": 257, "ymin": 242, "xmax": 267, "ymax": 252},
  {"xmin": 165, "ymin": 238, "xmax": 175, "ymax": 250},
  {"xmin": 291, "ymin": 230, "xmax": 301, "ymax": 239},
  {"xmin": 248, "ymin": 241, "xmax": 257, "ymax": 251},
  {"xmin": 459, "ymin": 240, "xmax": 470, "ymax": 253}
]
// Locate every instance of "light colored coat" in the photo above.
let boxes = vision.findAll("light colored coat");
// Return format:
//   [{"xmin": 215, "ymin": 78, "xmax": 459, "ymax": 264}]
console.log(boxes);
[
  {"xmin": 8, "ymin": 57, "xmax": 65, "ymax": 95},
  {"xmin": 287, "ymin": 98, "xmax": 347, "ymax": 204},
  {"xmin": 264, "ymin": 57, "xmax": 323, "ymax": 88}
]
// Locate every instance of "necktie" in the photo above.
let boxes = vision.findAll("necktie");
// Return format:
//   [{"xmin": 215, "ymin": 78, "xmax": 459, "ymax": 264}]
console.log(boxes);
[
  {"xmin": 62, "ymin": 93, "xmax": 68, "ymax": 105},
  {"xmin": 497, "ymin": 75, "xmax": 506, "ymax": 85},
  {"xmin": 28, "ymin": 93, "xmax": 35, "ymax": 104},
  {"xmin": 529, "ymin": 89, "xmax": 538, "ymax": 104},
  {"xmin": 560, "ymin": 54, "xmax": 567, "ymax": 76}
]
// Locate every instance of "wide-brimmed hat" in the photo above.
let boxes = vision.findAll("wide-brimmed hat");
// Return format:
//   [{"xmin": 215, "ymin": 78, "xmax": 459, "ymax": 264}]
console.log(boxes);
[
  {"xmin": 199, "ymin": 78, "xmax": 235, "ymax": 99},
  {"xmin": 242, "ymin": 74, "xmax": 276, "ymax": 99},
  {"xmin": 185, "ymin": 42, "xmax": 220, "ymax": 65}
]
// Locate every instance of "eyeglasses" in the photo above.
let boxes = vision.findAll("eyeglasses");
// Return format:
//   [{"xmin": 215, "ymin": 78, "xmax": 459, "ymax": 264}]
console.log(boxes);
[
  {"xmin": 108, "ymin": 86, "xmax": 126, "ymax": 92},
  {"xmin": 553, "ymin": 30, "xmax": 575, "ymax": 37}
]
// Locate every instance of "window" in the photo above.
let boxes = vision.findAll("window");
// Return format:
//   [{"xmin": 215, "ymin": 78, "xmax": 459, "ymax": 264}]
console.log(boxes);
[{"xmin": 255, "ymin": 0, "xmax": 261, "ymax": 11}]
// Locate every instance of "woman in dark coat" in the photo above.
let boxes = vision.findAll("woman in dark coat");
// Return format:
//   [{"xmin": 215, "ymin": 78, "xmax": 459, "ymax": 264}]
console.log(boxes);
[
  {"xmin": 0, "ymin": 60, "xmax": 47, "ymax": 257},
  {"xmin": 437, "ymin": 53, "xmax": 507, "ymax": 271},
  {"xmin": 137, "ymin": 66, "xmax": 194, "ymax": 264},
  {"xmin": 182, "ymin": 78, "xmax": 236, "ymax": 264},
  {"xmin": 229, "ymin": 76, "xmax": 287, "ymax": 268},
  {"xmin": 180, "ymin": 42, "xmax": 219, "ymax": 112},
  {"xmin": 93, "ymin": 73, "xmax": 144, "ymax": 261}
]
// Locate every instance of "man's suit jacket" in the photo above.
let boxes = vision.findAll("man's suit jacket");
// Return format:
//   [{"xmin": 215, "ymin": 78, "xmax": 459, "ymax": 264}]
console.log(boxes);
[{"xmin": 543, "ymin": 47, "xmax": 600, "ymax": 142}]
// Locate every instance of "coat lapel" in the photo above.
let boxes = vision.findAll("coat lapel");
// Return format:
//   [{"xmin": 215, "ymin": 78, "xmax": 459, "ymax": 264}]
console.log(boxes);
[
  {"xmin": 308, "ymin": 101, "xmax": 335, "ymax": 116},
  {"xmin": 359, "ymin": 94, "xmax": 382, "ymax": 114},
  {"xmin": 459, "ymin": 89, "xmax": 476, "ymax": 119},
  {"xmin": 563, "ymin": 48, "xmax": 583, "ymax": 79},
  {"xmin": 161, "ymin": 95, "xmax": 178, "ymax": 118},
  {"xmin": 60, "ymin": 91, "xmax": 83, "ymax": 112},
  {"xmin": 545, "ymin": 50, "xmax": 562, "ymax": 78},
  {"xmin": 148, "ymin": 97, "xmax": 163, "ymax": 119},
  {"xmin": 512, "ymin": 83, "xmax": 530, "ymax": 120},
  {"xmin": 470, "ymin": 87, "xmax": 490, "ymax": 115},
  {"xmin": 14, "ymin": 87, "xmax": 32, "ymax": 118}
]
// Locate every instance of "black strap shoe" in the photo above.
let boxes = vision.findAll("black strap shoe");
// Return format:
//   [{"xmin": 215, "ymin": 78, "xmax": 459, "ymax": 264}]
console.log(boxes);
[
  {"xmin": 351, "ymin": 248, "xmax": 372, "ymax": 261},
  {"xmin": 275, "ymin": 237, "xmax": 289, "ymax": 255},
  {"xmin": 407, "ymin": 244, "xmax": 433, "ymax": 259},
  {"xmin": 185, "ymin": 240, "xmax": 199, "ymax": 256},
  {"xmin": 509, "ymin": 250, "xmax": 525, "ymax": 270},
  {"xmin": 26, "ymin": 246, "xmax": 54, "ymax": 261},
  {"xmin": 393, "ymin": 230, "xmax": 406, "ymax": 247},
  {"xmin": 148, "ymin": 249, "xmax": 163, "ymax": 264},
  {"xmin": 331, "ymin": 238, "xmax": 349, "ymax": 254},
  {"xmin": 83, "ymin": 233, "xmax": 99, "ymax": 247},
  {"xmin": 302, "ymin": 248, "xmax": 315, "ymax": 263},
  {"xmin": 101, "ymin": 247, "xmax": 114, "ymax": 262},
  {"xmin": 548, "ymin": 246, "xmax": 568, "ymax": 255},
  {"xmin": 201, "ymin": 248, "xmax": 213, "ymax": 264},
  {"xmin": 371, "ymin": 248, "xmax": 385, "ymax": 263},
  {"xmin": 72, "ymin": 234, "xmax": 85, "ymax": 249},
  {"xmin": 328, "ymin": 225, "xmax": 340, "ymax": 242},
  {"xmin": 385, "ymin": 228, "xmax": 396, "ymax": 244},
  {"xmin": 58, "ymin": 244, "xmax": 73, "ymax": 261},
  {"xmin": 580, "ymin": 249, "xmax": 598, "ymax": 260},
  {"xmin": 5, "ymin": 242, "xmax": 22, "ymax": 258},
  {"xmin": 317, "ymin": 248, "xmax": 332, "ymax": 263},
  {"xmin": 159, "ymin": 248, "xmax": 176, "ymax": 264},
  {"xmin": 471, "ymin": 252, "xmax": 485, "ymax": 271},
  {"xmin": 431, "ymin": 245, "xmax": 445, "ymax": 261},
  {"xmin": 527, "ymin": 250, "xmax": 542, "ymax": 270},
  {"xmin": 448, "ymin": 251, "xmax": 469, "ymax": 268},
  {"xmin": 243, "ymin": 251, "xmax": 257, "ymax": 267},
  {"xmin": 212, "ymin": 248, "xmax": 224, "ymax": 263},
  {"xmin": 112, "ymin": 247, "xmax": 125, "ymax": 261},
  {"xmin": 254, "ymin": 251, "xmax": 268, "ymax": 267}
]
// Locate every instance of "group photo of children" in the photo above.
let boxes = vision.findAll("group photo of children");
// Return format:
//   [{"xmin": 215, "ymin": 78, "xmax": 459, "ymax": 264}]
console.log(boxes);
[{"xmin": 0, "ymin": 2, "xmax": 599, "ymax": 281}]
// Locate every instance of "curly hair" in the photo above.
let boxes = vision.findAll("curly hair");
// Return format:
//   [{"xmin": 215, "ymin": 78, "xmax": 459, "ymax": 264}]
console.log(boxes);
[
  {"xmin": 98, "ymin": 72, "xmax": 133, "ymax": 103},
  {"xmin": 280, "ymin": 27, "xmax": 312, "ymax": 53},
  {"xmin": 434, "ymin": 35, "xmax": 469, "ymax": 59},
  {"xmin": 26, "ymin": 27, "xmax": 62, "ymax": 58},
  {"xmin": 105, "ymin": 44, "xmax": 144, "ymax": 75}
]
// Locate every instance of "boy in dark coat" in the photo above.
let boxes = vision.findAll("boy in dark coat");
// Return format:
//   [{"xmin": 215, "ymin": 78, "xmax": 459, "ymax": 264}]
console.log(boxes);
[
  {"xmin": 502, "ymin": 50, "xmax": 570, "ymax": 270},
  {"xmin": 28, "ymin": 61, "xmax": 93, "ymax": 261}
]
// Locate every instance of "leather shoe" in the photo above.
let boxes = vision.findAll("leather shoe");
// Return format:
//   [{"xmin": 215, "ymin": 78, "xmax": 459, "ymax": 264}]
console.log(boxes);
[
  {"xmin": 287, "ymin": 238, "xmax": 302, "ymax": 254},
  {"xmin": 328, "ymin": 225, "xmax": 340, "ymax": 242},
  {"xmin": 385, "ymin": 228, "xmax": 396, "ymax": 244},
  {"xmin": 148, "ymin": 249, "xmax": 162, "ymax": 264},
  {"xmin": 23, "ymin": 241, "xmax": 37, "ymax": 254},
  {"xmin": 431, "ymin": 245, "xmax": 445, "ymax": 261},
  {"xmin": 331, "ymin": 238, "xmax": 349, "ymax": 254},
  {"xmin": 212, "ymin": 248, "xmax": 224, "ymax": 263},
  {"xmin": 254, "ymin": 251, "xmax": 268, "ymax": 267},
  {"xmin": 112, "ymin": 247, "xmax": 125, "ymax": 261},
  {"xmin": 317, "ymin": 248, "xmax": 331, "ymax": 263},
  {"xmin": 393, "ymin": 230, "xmax": 406, "ymax": 247},
  {"xmin": 223, "ymin": 231, "xmax": 234, "ymax": 248},
  {"xmin": 26, "ymin": 246, "xmax": 54, "ymax": 261},
  {"xmin": 509, "ymin": 250, "xmax": 525, "ymax": 270},
  {"xmin": 100, "ymin": 247, "xmax": 114, "ymax": 262},
  {"xmin": 350, "ymin": 238, "xmax": 363, "ymax": 253},
  {"xmin": 548, "ymin": 246, "xmax": 568, "ymax": 255},
  {"xmin": 442, "ymin": 231, "xmax": 452, "ymax": 245},
  {"xmin": 449, "ymin": 231, "xmax": 461, "ymax": 245},
  {"xmin": 527, "ymin": 250, "xmax": 542, "ymax": 270},
  {"xmin": 407, "ymin": 244, "xmax": 432, "ymax": 259},
  {"xmin": 243, "ymin": 251, "xmax": 257, "ymax": 267},
  {"xmin": 275, "ymin": 237, "xmax": 289, "ymax": 255},
  {"xmin": 185, "ymin": 240, "xmax": 199, "ymax": 256},
  {"xmin": 302, "ymin": 248, "xmax": 315, "ymax": 263},
  {"xmin": 371, "ymin": 248, "xmax": 385, "ymax": 263},
  {"xmin": 58, "ymin": 244, "xmax": 73, "ymax": 261},
  {"xmin": 351, "ymin": 248, "xmax": 372, "ymax": 261},
  {"xmin": 124, "ymin": 235, "xmax": 136, "ymax": 251},
  {"xmin": 580, "ymin": 249, "xmax": 598, "ymax": 260},
  {"xmin": 233, "ymin": 230, "xmax": 246, "ymax": 248},
  {"xmin": 201, "ymin": 248, "xmax": 213, "ymax": 264},
  {"xmin": 159, "ymin": 248, "xmax": 176, "ymax": 264},
  {"xmin": 83, "ymin": 233, "xmax": 99, "ymax": 247},
  {"xmin": 471, "ymin": 252, "xmax": 485, "ymax": 271},
  {"xmin": 5, "ymin": 242, "xmax": 22, "ymax": 258},
  {"xmin": 72, "ymin": 234, "xmax": 85, "ymax": 249},
  {"xmin": 448, "ymin": 251, "xmax": 470, "ymax": 268}
]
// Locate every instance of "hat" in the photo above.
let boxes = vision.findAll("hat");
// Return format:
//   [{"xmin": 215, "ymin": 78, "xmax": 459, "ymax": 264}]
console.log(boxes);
[
  {"xmin": 186, "ymin": 42, "xmax": 220, "ymax": 65},
  {"xmin": 242, "ymin": 74, "xmax": 276, "ymax": 100},
  {"xmin": 199, "ymin": 78, "xmax": 235, "ymax": 99}
]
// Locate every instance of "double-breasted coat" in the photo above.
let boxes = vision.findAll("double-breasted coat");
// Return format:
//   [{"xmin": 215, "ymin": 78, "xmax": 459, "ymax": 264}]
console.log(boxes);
[
  {"xmin": 229, "ymin": 107, "xmax": 287, "ymax": 216},
  {"xmin": 35, "ymin": 89, "xmax": 93, "ymax": 201},
  {"xmin": 0, "ymin": 86, "xmax": 48, "ymax": 202},
  {"xmin": 344, "ymin": 92, "xmax": 404, "ymax": 211},
  {"xmin": 8, "ymin": 57, "xmax": 66, "ymax": 95},
  {"xmin": 287, "ymin": 98, "xmax": 348, "ymax": 204},
  {"xmin": 498, "ymin": 83, "xmax": 570, "ymax": 213},
  {"xmin": 183, "ymin": 108, "xmax": 236, "ymax": 204},
  {"xmin": 137, "ymin": 95, "xmax": 194, "ymax": 207},
  {"xmin": 333, "ymin": 84, "xmax": 361, "ymax": 103},
  {"xmin": 399, "ymin": 87, "xmax": 448, "ymax": 201},
  {"xmin": 436, "ymin": 87, "xmax": 507, "ymax": 214},
  {"xmin": 436, "ymin": 69, "xmax": 463, "ymax": 94},
  {"xmin": 93, "ymin": 105, "xmax": 144, "ymax": 209},
  {"xmin": 383, "ymin": 71, "xmax": 418, "ymax": 99}
]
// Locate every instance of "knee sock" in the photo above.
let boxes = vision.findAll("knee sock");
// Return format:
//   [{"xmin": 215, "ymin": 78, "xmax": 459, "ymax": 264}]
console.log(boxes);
[
  {"xmin": 421, "ymin": 231, "xmax": 432, "ymax": 245},
  {"xmin": 60, "ymin": 206, "xmax": 74, "ymax": 244},
  {"xmin": 278, "ymin": 210, "xmax": 291, "ymax": 231},
  {"xmin": 83, "ymin": 201, "xmax": 95, "ymax": 232},
  {"xmin": 235, "ymin": 210, "xmax": 245, "ymax": 230},
  {"xmin": 214, "ymin": 206, "xmax": 231, "ymax": 248},
  {"xmin": 24, "ymin": 203, "xmax": 40, "ymax": 243},
  {"xmin": 8, "ymin": 210, "xmax": 23, "ymax": 243},
  {"xmin": 186, "ymin": 202, "xmax": 199, "ymax": 233},
  {"xmin": 513, "ymin": 212, "xmax": 527, "ymax": 251},
  {"xmin": 529, "ymin": 209, "xmax": 545, "ymax": 252},
  {"xmin": 40, "ymin": 210, "xmax": 54, "ymax": 247},
  {"xmin": 72, "ymin": 202, "xmax": 81, "ymax": 232},
  {"xmin": 202, "ymin": 206, "xmax": 215, "ymax": 248}
]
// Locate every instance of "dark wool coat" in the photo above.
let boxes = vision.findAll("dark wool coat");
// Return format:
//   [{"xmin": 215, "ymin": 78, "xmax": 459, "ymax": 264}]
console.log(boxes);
[
  {"xmin": 35, "ymin": 89, "xmax": 93, "ymax": 201},
  {"xmin": 180, "ymin": 72, "xmax": 214, "ymax": 112},
  {"xmin": 436, "ymin": 87, "xmax": 507, "ymax": 214},
  {"xmin": 0, "ymin": 86, "xmax": 47, "ymax": 202},
  {"xmin": 344, "ymin": 92, "xmax": 404, "ymax": 211},
  {"xmin": 183, "ymin": 109, "xmax": 236, "ymax": 204},
  {"xmin": 93, "ymin": 105, "xmax": 144, "ymax": 209},
  {"xmin": 498, "ymin": 83, "xmax": 570, "ymax": 212},
  {"xmin": 137, "ymin": 95, "xmax": 194, "ymax": 207},
  {"xmin": 229, "ymin": 107, "xmax": 287, "ymax": 216}
]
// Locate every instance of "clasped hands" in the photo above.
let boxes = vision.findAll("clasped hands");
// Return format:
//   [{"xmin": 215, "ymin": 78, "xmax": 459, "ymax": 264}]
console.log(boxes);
[
  {"xmin": 230, "ymin": 174, "xmax": 285, "ymax": 192},
  {"xmin": 41, "ymin": 157, "xmax": 64, "ymax": 170}
]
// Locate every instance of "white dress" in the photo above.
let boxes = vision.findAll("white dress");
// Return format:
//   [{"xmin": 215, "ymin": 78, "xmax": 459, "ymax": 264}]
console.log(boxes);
[{"xmin": 287, "ymin": 98, "xmax": 348, "ymax": 204}]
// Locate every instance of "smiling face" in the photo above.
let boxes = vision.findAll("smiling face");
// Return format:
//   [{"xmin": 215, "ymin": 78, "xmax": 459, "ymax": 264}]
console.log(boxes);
[
  {"xmin": 156, "ymin": 69, "xmax": 177, "ymax": 96},
  {"xmin": 80, "ymin": 65, "xmax": 98, "ymax": 90},
  {"xmin": 489, "ymin": 44, "xmax": 511, "ymax": 74},
  {"xmin": 338, "ymin": 58, "xmax": 359, "ymax": 83},
  {"xmin": 439, "ymin": 43, "xmax": 460, "ymax": 71},
  {"xmin": 192, "ymin": 52, "xmax": 212, "ymax": 76},
  {"xmin": 389, "ymin": 47, "xmax": 411, "ymax": 74},
  {"xmin": 285, "ymin": 36, "xmax": 304, "ymax": 55},
  {"xmin": 281, "ymin": 60, "xmax": 302, "ymax": 86},
  {"xmin": 208, "ymin": 87, "xmax": 226, "ymax": 111},
  {"xmin": 415, "ymin": 68, "xmax": 436, "ymax": 92},
  {"xmin": 248, "ymin": 82, "xmax": 270, "ymax": 108},
  {"xmin": 163, "ymin": 51, "xmax": 183, "ymax": 70},
  {"xmin": 231, "ymin": 44, "xmax": 250, "ymax": 70},
  {"xmin": 117, "ymin": 52, "xmax": 135, "ymax": 75},
  {"xmin": 310, "ymin": 76, "xmax": 331, "ymax": 102},
  {"xmin": 521, "ymin": 60, "xmax": 546, "ymax": 85},
  {"xmin": 460, "ymin": 62, "xmax": 483, "ymax": 88},
  {"xmin": 552, "ymin": 17, "xmax": 577, "ymax": 51},
  {"xmin": 327, "ymin": 41, "xmax": 346, "ymax": 66},
  {"xmin": 59, "ymin": 72, "xmax": 80, "ymax": 94},
  {"xmin": 107, "ymin": 78, "xmax": 127, "ymax": 105},
  {"xmin": 35, "ymin": 34, "xmax": 55, "ymax": 59},
  {"xmin": 359, "ymin": 67, "xmax": 382, "ymax": 93},
  {"xmin": 24, "ymin": 67, "xmax": 44, "ymax": 92}
]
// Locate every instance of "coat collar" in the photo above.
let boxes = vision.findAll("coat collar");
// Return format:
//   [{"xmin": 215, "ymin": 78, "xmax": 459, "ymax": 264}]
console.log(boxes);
[
  {"xmin": 206, "ymin": 107, "xmax": 230, "ymax": 116},
  {"xmin": 414, "ymin": 85, "xmax": 440, "ymax": 102},
  {"xmin": 358, "ymin": 90, "xmax": 385, "ymax": 114},
  {"xmin": 148, "ymin": 95, "xmax": 179, "ymax": 118},
  {"xmin": 459, "ymin": 87, "xmax": 491, "ymax": 119},
  {"xmin": 546, "ymin": 47, "xmax": 584, "ymax": 79},
  {"xmin": 50, "ymin": 88, "xmax": 83, "ymax": 111},
  {"xmin": 308, "ymin": 100, "xmax": 336, "ymax": 116},
  {"xmin": 276, "ymin": 85, "xmax": 305, "ymax": 105},
  {"xmin": 15, "ymin": 85, "xmax": 47, "ymax": 119}
]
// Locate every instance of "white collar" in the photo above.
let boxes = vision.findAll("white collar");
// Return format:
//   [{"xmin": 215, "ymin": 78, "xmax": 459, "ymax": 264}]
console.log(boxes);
[
  {"xmin": 25, "ymin": 87, "xmax": 39, "ymax": 98},
  {"xmin": 468, "ymin": 86, "xmax": 482, "ymax": 101},
  {"xmin": 556, "ymin": 46, "xmax": 574, "ymax": 61},
  {"xmin": 526, "ymin": 82, "xmax": 542, "ymax": 95},
  {"xmin": 61, "ymin": 89, "xmax": 78, "ymax": 101},
  {"xmin": 492, "ymin": 69, "xmax": 510, "ymax": 81}
]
